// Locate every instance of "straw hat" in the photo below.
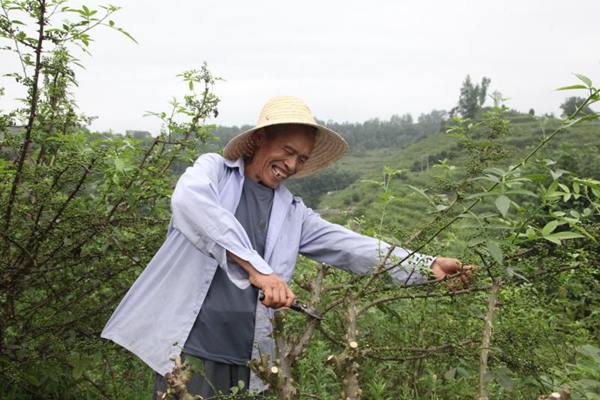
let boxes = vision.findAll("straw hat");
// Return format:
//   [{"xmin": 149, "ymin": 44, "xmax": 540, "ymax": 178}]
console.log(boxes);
[{"xmin": 223, "ymin": 96, "xmax": 348, "ymax": 179}]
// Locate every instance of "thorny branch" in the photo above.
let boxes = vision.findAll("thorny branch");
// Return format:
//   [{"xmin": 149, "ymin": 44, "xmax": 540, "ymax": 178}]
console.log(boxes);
[
  {"xmin": 4, "ymin": 0, "xmax": 47, "ymax": 232},
  {"xmin": 479, "ymin": 279, "xmax": 502, "ymax": 400}
]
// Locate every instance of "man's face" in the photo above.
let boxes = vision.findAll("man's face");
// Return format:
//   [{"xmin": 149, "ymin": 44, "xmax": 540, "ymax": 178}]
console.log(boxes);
[{"xmin": 245, "ymin": 124, "xmax": 315, "ymax": 189}]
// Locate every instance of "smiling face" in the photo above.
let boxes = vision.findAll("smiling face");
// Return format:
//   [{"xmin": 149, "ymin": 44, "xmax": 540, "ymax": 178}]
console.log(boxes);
[{"xmin": 244, "ymin": 124, "xmax": 316, "ymax": 189}]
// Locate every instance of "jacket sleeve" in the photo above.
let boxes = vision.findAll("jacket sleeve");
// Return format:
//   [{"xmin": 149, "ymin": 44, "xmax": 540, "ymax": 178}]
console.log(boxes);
[
  {"xmin": 170, "ymin": 154, "xmax": 272, "ymax": 288},
  {"xmin": 298, "ymin": 205, "xmax": 434, "ymax": 284}
]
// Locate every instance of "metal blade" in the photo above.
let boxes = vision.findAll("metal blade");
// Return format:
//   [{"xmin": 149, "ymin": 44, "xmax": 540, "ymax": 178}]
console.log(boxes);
[{"xmin": 289, "ymin": 300, "xmax": 323, "ymax": 320}]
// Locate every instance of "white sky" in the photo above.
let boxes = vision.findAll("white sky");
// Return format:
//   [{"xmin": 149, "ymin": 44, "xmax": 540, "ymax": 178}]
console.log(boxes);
[{"xmin": 1, "ymin": 0, "xmax": 598, "ymax": 135}]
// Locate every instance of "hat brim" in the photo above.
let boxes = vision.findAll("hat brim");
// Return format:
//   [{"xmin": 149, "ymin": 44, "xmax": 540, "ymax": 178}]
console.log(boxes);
[{"xmin": 223, "ymin": 121, "xmax": 348, "ymax": 179}]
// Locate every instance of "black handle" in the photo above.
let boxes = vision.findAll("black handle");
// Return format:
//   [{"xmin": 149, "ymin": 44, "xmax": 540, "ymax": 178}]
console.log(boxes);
[
  {"xmin": 258, "ymin": 292, "xmax": 321, "ymax": 319},
  {"xmin": 258, "ymin": 292, "xmax": 305, "ymax": 313}
]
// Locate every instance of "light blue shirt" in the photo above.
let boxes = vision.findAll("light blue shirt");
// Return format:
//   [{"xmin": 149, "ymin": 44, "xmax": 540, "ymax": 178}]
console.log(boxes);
[{"xmin": 101, "ymin": 153, "xmax": 434, "ymax": 391}]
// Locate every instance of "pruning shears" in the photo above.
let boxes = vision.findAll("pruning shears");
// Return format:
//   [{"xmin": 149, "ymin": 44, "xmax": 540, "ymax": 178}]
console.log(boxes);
[{"xmin": 259, "ymin": 292, "xmax": 322, "ymax": 320}]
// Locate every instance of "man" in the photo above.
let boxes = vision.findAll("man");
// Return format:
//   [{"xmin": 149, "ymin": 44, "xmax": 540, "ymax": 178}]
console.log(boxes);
[{"xmin": 101, "ymin": 96, "xmax": 471, "ymax": 397}]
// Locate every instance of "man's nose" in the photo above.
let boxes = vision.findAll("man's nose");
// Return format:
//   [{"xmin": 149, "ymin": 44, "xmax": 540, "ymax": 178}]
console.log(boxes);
[{"xmin": 284, "ymin": 156, "xmax": 297, "ymax": 173}]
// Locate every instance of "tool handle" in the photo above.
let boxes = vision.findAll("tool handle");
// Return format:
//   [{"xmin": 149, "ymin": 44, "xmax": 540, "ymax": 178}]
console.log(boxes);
[
  {"xmin": 258, "ymin": 292, "xmax": 321, "ymax": 319},
  {"xmin": 258, "ymin": 292, "xmax": 304, "ymax": 312}
]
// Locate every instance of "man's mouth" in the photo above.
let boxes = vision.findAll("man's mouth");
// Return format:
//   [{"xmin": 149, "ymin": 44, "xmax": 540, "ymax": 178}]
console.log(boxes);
[{"xmin": 271, "ymin": 166, "xmax": 288, "ymax": 180}]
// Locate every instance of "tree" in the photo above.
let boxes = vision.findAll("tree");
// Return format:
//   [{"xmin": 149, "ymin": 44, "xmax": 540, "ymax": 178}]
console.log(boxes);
[
  {"xmin": 559, "ymin": 96, "xmax": 596, "ymax": 117},
  {"xmin": 416, "ymin": 109, "xmax": 447, "ymax": 136},
  {"xmin": 0, "ymin": 2, "xmax": 219, "ymax": 397},
  {"xmin": 455, "ymin": 75, "xmax": 492, "ymax": 119}
]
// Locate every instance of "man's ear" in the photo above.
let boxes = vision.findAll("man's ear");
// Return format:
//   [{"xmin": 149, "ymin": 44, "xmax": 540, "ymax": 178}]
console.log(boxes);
[{"xmin": 253, "ymin": 129, "xmax": 266, "ymax": 146}]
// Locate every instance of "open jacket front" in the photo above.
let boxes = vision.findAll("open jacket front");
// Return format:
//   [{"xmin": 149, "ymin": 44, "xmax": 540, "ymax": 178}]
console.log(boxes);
[{"xmin": 101, "ymin": 153, "xmax": 433, "ymax": 391}]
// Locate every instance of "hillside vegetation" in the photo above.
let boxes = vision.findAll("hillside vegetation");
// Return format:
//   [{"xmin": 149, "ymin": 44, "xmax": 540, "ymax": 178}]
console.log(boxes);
[{"xmin": 316, "ymin": 111, "xmax": 600, "ymax": 229}]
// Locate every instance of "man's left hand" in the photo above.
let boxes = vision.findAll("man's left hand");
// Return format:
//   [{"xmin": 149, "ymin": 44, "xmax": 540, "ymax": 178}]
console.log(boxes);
[{"xmin": 430, "ymin": 257, "xmax": 474, "ymax": 288}]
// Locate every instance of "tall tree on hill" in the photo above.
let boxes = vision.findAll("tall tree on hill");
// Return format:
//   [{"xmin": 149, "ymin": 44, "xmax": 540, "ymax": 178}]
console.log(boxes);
[
  {"xmin": 560, "ymin": 96, "xmax": 596, "ymax": 117},
  {"xmin": 455, "ymin": 75, "xmax": 491, "ymax": 119}
]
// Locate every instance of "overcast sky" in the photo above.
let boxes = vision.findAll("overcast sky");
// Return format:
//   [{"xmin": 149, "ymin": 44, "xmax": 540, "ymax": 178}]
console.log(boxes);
[{"xmin": 2, "ymin": 0, "xmax": 598, "ymax": 135}]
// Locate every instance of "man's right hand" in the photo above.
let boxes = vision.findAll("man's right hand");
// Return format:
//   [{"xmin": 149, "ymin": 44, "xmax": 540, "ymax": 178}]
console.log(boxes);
[
  {"xmin": 249, "ymin": 271, "xmax": 296, "ymax": 309},
  {"xmin": 227, "ymin": 251, "xmax": 296, "ymax": 309}
]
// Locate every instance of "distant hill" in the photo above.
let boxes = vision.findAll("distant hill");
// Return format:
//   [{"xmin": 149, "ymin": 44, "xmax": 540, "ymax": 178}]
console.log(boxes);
[{"xmin": 316, "ymin": 111, "xmax": 599, "ymax": 231}]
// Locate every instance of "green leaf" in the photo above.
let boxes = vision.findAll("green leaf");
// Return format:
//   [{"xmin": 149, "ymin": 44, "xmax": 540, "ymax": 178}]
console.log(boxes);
[
  {"xmin": 574, "ymin": 74, "xmax": 593, "ymax": 88},
  {"xmin": 526, "ymin": 228, "xmax": 537, "ymax": 239},
  {"xmin": 521, "ymin": 173, "xmax": 550, "ymax": 181},
  {"xmin": 72, "ymin": 358, "xmax": 87, "ymax": 379},
  {"xmin": 467, "ymin": 238, "xmax": 486, "ymax": 246},
  {"xmin": 114, "ymin": 158, "xmax": 125, "ymax": 172},
  {"xmin": 482, "ymin": 371, "xmax": 495, "ymax": 383},
  {"xmin": 569, "ymin": 210, "xmax": 581, "ymax": 219},
  {"xmin": 184, "ymin": 355, "xmax": 204, "ymax": 372},
  {"xmin": 24, "ymin": 373, "xmax": 42, "ymax": 387},
  {"xmin": 545, "ymin": 231, "xmax": 584, "ymax": 241},
  {"xmin": 495, "ymin": 195, "xmax": 510, "ymax": 218},
  {"xmin": 541, "ymin": 220, "xmax": 559, "ymax": 237},
  {"xmin": 498, "ymin": 371, "xmax": 513, "ymax": 390},
  {"xmin": 116, "ymin": 27, "xmax": 138, "ymax": 44},
  {"xmin": 556, "ymin": 84, "xmax": 588, "ymax": 91},
  {"xmin": 405, "ymin": 185, "xmax": 433, "ymax": 204},
  {"xmin": 544, "ymin": 236, "xmax": 562, "ymax": 245},
  {"xmin": 487, "ymin": 242, "xmax": 503, "ymax": 264},
  {"xmin": 550, "ymin": 169, "xmax": 565, "ymax": 181},
  {"xmin": 435, "ymin": 204, "xmax": 449, "ymax": 212},
  {"xmin": 444, "ymin": 368, "xmax": 457, "ymax": 380},
  {"xmin": 483, "ymin": 167, "xmax": 506, "ymax": 177}
]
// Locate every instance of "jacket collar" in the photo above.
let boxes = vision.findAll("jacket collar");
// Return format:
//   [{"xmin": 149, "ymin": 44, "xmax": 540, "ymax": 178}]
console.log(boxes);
[{"xmin": 224, "ymin": 156, "xmax": 245, "ymax": 178}]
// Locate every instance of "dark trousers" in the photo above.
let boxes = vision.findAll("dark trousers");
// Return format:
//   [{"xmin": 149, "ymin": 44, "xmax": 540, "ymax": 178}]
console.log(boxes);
[{"xmin": 152, "ymin": 356, "xmax": 255, "ymax": 399}]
